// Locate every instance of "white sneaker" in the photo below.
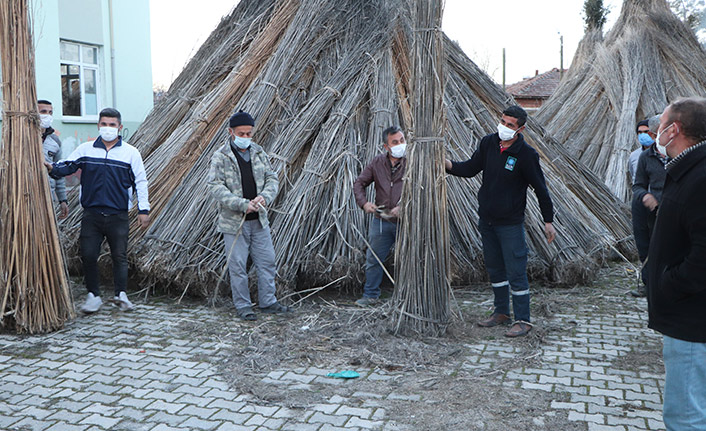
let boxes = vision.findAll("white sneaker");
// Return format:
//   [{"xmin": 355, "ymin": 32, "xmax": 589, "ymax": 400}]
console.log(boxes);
[
  {"xmin": 113, "ymin": 291, "xmax": 134, "ymax": 311},
  {"xmin": 80, "ymin": 293, "xmax": 103, "ymax": 313}
]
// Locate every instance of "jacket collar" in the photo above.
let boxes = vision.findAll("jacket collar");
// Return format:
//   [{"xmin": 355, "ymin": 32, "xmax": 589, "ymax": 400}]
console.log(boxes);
[
  {"xmin": 93, "ymin": 136, "xmax": 123, "ymax": 149},
  {"xmin": 667, "ymin": 141, "xmax": 706, "ymax": 182},
  {"xmin": 220, "ymin": 138, "xmax": 263, "ymax": 158},
  {"xmin": 495, "ymin": 132, "xmax": 526, "ymax": 155}
]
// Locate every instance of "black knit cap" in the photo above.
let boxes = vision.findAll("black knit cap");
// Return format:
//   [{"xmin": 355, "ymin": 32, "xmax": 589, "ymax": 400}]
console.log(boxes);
[
  {"xmin": 229, "ymin": 110, "xmax": 255, "ymax": 128},
  {"xmin": 636, "ymin": 119, "xmax": 649, "ymax": 132}
]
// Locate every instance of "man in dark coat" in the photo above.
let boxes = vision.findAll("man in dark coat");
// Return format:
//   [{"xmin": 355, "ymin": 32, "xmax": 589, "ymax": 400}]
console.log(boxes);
[{"xmin": 647, "ymin": 97, "xmax": 706, "ymax": 430}]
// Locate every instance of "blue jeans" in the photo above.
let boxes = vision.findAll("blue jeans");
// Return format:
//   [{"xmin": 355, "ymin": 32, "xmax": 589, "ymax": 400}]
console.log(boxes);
[
  {"xmin": 478, "ymin": 220, "xmax": 530, "ymax": 322},
  {"xmin": 663, "ymin": 335, "xmax": 706, "ymax": 430},
  {"xmin": 362, "ymin": 218, "xmax": 397, "ymax": 298}
]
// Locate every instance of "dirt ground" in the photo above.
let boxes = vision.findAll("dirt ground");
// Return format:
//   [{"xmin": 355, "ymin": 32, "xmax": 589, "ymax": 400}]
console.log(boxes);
[{"xmin": 149, "ymin": 261, "xmax": 658, "ymax": 431}]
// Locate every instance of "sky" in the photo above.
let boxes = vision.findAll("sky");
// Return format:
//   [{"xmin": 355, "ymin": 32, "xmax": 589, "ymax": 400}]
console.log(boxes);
[{"xmin": 148, "ymin": 0, "xmax": 626, "ymax": 89}]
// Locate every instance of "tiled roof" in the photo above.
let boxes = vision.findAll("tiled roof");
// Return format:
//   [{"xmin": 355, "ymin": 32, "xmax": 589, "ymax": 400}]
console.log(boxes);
[{"xmin": 507, "ymin": 68, "xmax": 564, "ymax": 99}]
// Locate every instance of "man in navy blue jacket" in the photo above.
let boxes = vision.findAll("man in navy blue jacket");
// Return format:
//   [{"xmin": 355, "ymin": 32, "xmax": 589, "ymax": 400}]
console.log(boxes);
[
  {"xmin": 46, "ymin": 108, "xmax": 150, "ymax": 314},
  {"xmin": 445, "ymin": 106, "xmax": 555, "ymax": 337}
]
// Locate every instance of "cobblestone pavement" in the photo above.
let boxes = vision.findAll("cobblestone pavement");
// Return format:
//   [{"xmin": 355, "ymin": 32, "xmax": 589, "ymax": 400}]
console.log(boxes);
[{"xmin": 0, "ymin": 284, "xmax": 664, "ymax": 431}]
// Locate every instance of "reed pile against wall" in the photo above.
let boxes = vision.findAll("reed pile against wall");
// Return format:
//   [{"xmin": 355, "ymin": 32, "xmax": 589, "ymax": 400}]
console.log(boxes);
[{"xmin": 0, "ymin": 0, "xmax": 73, "ymax": 333}]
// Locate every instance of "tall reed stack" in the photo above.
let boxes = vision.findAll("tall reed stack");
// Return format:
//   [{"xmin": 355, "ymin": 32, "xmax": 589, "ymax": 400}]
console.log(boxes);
[
  {"xmin": 0, "ymin": 0, "xmax": 73, "ymax": 333},
  {"xmin": 537, "ymin": 0, "xmax": 706, "ymax": 202},
  {"xmin": 391, "ymin": 0, "xmax": 451, "ymax": 336},
  {"xmin": 56, "ymin": 0, "xmax": 636, "ymax": 299}
]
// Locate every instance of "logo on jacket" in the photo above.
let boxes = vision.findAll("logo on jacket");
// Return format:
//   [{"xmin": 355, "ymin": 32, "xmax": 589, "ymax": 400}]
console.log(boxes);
[{"xmin": 505, "ymin": 156, "xmax": 517, "ymax": 171}]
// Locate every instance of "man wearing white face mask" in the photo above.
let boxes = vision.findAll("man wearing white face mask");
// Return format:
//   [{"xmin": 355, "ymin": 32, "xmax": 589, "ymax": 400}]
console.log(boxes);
[
  {"xmin": 353, "ymin": 126, "xmax": 407, "ymax": 306},
  {"xmin": 646, "ymin": 97, "xmax": 706, "ymax": 431},
  {"xmin": 207, "ymin": 110, "xmax": 290, "ymax": 321},
  {"xmin": 38, "ymin": 100, "xmax": 68, "ymax": 219},
  {"xmin": 445, "ymin": 106, "xmax": 555, "ymax": 337},
  {"xmin": 45, "ymin": 108, "xmax": 150, "ymax": 314}
]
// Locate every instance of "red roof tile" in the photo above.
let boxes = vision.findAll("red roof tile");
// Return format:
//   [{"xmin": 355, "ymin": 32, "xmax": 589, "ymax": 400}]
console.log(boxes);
[{"xmin": 507, "ymin": 68, "xmax": 564, "ymax": 99}]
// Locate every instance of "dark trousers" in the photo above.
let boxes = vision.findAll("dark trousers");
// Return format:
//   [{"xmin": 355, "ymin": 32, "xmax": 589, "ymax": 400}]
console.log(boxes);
[
  {"xmin": 478, "ymin": 220, "xmax": 531, "ymax": 322},
  {"xmin": 80, "ymin": 210, "xmax": 129, "ymax": 297},
  {"xmin": 631, "ymin": 198, "xmax": 657, "ymax": 286}
]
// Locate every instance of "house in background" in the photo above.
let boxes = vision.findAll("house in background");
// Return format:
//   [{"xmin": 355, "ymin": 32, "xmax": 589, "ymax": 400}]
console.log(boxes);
[
  {"xmin": 506, "ymin": 68, "xmax": 563, "ymax": 113},
  {"xmin": 0, "ymin": 0, "xmax": 153, "ymax": 155}
]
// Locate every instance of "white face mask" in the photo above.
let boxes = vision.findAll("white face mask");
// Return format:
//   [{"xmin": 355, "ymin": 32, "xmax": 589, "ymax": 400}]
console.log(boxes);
[
  {"xmin": 389, "ymin": 143, "xmax": 407, "ymax": 159},
  {"xmin": 99, "ymin": 126, "xmax": 119, "ymax": 142},
  {"xmin": 39, "ymin": 114, "xmax": 53, "ymax": 129},
  {"xmin": 656, "ymin": 123, "xmax": 675, "ymax": 157},
  {"xmin": 233, "ymin": 135, "xmax": 252, "ymax": 150},
  {"xmin": 497, "ymin": 123, "xmax": 517, "ymax": 141}
]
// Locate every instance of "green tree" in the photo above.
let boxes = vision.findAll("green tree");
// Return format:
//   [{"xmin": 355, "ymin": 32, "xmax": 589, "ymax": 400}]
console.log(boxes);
[{"xmin": 583, "ymin": 0, "xmax": 609, "ymax": 31}]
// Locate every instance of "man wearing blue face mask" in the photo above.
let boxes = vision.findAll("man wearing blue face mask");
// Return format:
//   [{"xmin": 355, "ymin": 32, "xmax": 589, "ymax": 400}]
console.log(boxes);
[
  {"xmin": 353, "ymin": 126, "xmax": 407, "ymax": 306},
  {"xmin": 445, "ymin": 105, "xmax": 555, "ymax": 338},
  {"xmin": 629, "ymin": 119, "xmax": 653, "ymax": 182},
  {"xmin": 628, "ymin": 118, "xmax": 658, "ymax": 297},
  {"xmin": 45, "ymin": 108, "xmax": 150, "ymax": 314},
  {"xmin": 207, "ymin": 110, "xmax": 290, "ymax": 320}
]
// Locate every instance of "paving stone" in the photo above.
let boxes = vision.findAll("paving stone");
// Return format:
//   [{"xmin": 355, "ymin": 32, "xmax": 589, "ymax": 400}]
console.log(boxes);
[
  {"xmin": 336, "ymin": 406, "xmax": 373, "ymax": 419},
  {"xmin": 0, "ymin": 415, "xmax": 20, "ymax": 429},
  {"xmin": 179, "ymin": 405, "xmax": 218, "ymax": 419},
  {"xmin": 312, "ymin": 404, "xmax": 340, "ymax": 414},
  {"xmin": 179, "ymin": 417, "xmax": 221, "ymax": 430},
  {"xmin": 43, "ymin": 419, "xmax": 97, "ymax": 431},
  {"xmin": 309, "ymin": 412, "xmax": 348, "ymax": 426},
  {"xmin": 79, "ymin": 413, "xmax": 122, "ymax": 429},
  {"xmin": 144, "ymin": 400, "xmax": 187, "ymax": 414},
  {"xmin": 238, "ymin": 404, "xmax": 279, "ymax": 417},
  {"xmin": 207, "ymin": 398, "xmax": 246, "ymax": 412},
  {"xmin": 209, "ymin": 409, "xmax": 252, "ymax": 424}
]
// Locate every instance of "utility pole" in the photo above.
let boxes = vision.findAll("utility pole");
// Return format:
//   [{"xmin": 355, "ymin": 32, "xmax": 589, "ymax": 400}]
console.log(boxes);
[
  {"xmin": 559, "ymin": 33, "xmax": 564, "ymax": 78},
  {"xmin": 502, "ymin": 48, "xmax": 506, "ymax": 90}
]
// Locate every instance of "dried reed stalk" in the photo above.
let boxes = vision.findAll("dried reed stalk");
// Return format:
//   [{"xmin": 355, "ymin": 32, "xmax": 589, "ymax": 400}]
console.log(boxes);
[
  {"xmin": 391, "ymin": 0, "xmax": 451, "ymax": 336},
  {"xmin": 56, "ymin": 0, "xmax": 636, "ymax": 300},
  {"xmin": 0, "ymin": 0, "xmax": 73, "ymax": 333},
  {"xmin": 537, "ymin": 0, "xmax": 706, "ymax": 202}
]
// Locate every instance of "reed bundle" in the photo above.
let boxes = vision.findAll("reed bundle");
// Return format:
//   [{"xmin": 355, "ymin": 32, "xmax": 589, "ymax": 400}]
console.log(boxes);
[
  {"xmin": 57, "ymin": 0, "xmax": 634, "ymax": 300},
  {"xmin": 537, "ymin": 0, "xmax": 706, "ymax": 202},
  {"xmin": 0, "ymin": 0, "xmax": 73, "ymax": 333},
  {"xmin": 391, "ymin": 0, "xmax": 451, "ymax": 336}
]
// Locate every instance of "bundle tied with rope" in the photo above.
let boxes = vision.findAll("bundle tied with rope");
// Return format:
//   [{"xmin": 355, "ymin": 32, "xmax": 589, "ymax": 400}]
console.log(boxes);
[{"xmin": 0, "ymin": 0, "xmax": 73, "ymax": 334}]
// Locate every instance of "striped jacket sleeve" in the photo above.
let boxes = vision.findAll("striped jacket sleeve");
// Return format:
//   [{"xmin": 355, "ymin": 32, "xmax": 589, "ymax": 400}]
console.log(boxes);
[{"xmin": 130, "ymin": 148, "xmax": 150, "ymax": 214}]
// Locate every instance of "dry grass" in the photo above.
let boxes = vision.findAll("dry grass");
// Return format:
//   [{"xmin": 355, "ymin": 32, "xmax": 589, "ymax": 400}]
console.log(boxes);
[{"xmin": 0, "ymin": 0, "xmax": 73, "ymax": 333}]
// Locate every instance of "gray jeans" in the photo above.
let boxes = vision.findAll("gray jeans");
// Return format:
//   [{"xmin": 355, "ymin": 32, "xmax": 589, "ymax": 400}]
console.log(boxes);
[{"xmin": 223, "ymin": 220, "xmax": 277, "ymax": 310}]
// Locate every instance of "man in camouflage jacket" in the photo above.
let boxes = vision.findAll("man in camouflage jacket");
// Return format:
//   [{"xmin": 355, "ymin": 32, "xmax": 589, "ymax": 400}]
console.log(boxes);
[{"xmin": 207, "ymin": 110, "xmax": 290, "ymax": 320}]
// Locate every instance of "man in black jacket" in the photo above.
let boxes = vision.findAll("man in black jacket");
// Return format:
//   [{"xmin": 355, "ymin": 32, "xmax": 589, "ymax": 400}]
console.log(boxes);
[
  {"xmin": 631, "ymin": 114, "xmax": 668, "ymax": 297},
  {"xmin": 647, "ymin": 97, "xmax": 706, "ymax": 430},
  {"xmin": 445, "ymin": 106, "xmax": 555, "ymax": 337}
]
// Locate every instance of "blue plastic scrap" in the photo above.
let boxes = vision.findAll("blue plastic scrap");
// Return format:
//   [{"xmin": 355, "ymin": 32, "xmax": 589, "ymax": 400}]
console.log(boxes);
[{"xmin": 326, "ymin": 370, "xmax": 360, "ymax": 379}]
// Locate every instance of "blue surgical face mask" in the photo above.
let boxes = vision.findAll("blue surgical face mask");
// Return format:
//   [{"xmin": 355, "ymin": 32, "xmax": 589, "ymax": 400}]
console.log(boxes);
[
  {"xmin": 638, "ymin": 133, "xmax": 654, "ymax": 147},
  {"xmin": 232, "ymin": 135, "xmax": 252, "ymax": 150}
]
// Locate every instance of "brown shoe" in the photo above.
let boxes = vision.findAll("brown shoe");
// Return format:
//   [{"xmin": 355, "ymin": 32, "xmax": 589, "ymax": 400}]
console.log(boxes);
[
  {"xmin": 477, "ymin": 313, "xmax": 511, "ymax": 327},
  {"xmin": 505, "ymin": 321, "xmax": 533, "ymax": 338}
]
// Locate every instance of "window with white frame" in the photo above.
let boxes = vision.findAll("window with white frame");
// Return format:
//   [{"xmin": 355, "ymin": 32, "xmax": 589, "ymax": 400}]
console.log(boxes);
[{"xmin": 60, "ymin": 41, "xmax": 100, "ymax": 119}]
